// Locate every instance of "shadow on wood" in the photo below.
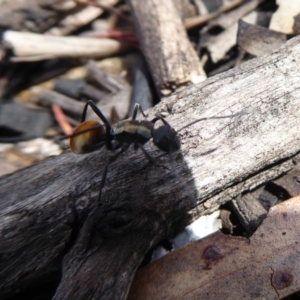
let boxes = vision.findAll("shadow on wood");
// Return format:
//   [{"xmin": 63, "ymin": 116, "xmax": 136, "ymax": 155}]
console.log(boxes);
[{"xmin": 0, "ymin": 143, "xmax": 197, "ymax": 299}]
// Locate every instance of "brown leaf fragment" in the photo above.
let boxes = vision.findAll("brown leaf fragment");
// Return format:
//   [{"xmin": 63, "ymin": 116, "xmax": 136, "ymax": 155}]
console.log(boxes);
[
  {"xmin": 238, "ymin": 20, "xmax": 287, "ymax": 57},
  {"xmin": 203, "ymin": 11, "xmax": 258, "ymax": 63},
  {"xmin": 128, "ymin": 196, "xmax": 300, "ymax": 299}
]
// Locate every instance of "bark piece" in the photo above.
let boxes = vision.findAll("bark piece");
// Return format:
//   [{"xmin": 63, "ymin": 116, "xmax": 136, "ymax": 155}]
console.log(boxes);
[
  {"xmin": 53, "ymin": 78, "xmax": 106, "ymax": 101},
  {"xmin": 129, "ymin": 195, "xmax": 300, "ymax": 299},
  {"xmin": 238, "ymin": 20, "xmax": 287, "ymax": 56},
  {"xmin": 81, "ymin": 84, "xmax": 107, "ymax": 102},
  {"xmin": 2, "ymin": 35, "xmax": 300, "ymax": 299},
  {"xmin": 0, "ymin": 101, "xmax": 53, "ymax": 142},
  {"xmin": 128, "ymin": 0, "xmax": 206, "ymax": 95},
  {"xmin": 274, "ymin": 168, "xmax": 300, "ymax": 197},
  {"xmin": 95, "ymin": 86, "xmax": 131, "ymax": 121},
  {"xmin": 231, "ymin": 193, "xmax": 267, "ymax": 234},
  {"xmin": 39, "ymin": 89, "xmax": 85, "ymax": 117},
  {"xmin": 54, "ymin": 78, "xmax": 87, "ymax": 99},
  {"xmin": 230, "ymin": 173, "xmax": 296, "ymax": 235},
  {"xmin": 293, "ymin": 13, "xmax": 300, "ymax": 33},
  {"xmin": 86, "ymin": 59, "xmax": 123, "ymax": 93},
  {"xmin": 86, "ymin": 59, "xmax": 133, "ymax": 120}
]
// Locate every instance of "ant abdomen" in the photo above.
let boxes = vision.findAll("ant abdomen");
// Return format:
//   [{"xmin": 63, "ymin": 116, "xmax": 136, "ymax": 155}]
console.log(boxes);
[{"xmin": 70, "ymin": 120, "xmax": 106, "ymax": 154}]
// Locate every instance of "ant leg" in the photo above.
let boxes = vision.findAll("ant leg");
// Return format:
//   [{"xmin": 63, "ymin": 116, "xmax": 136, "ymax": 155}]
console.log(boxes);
[
  {"xmin": 98, "ymin": 144, "xmax": 130, "ymax": 201},
  {"xmin": 151, "ymin": 116, "xmax": 171, "ymax": 127},
  {"xmin": 79, "ymin": 145, "xmax": 129, "ymax": 243},
  {"xmin": 81, "ymin": 100, "xmax": 116, "ymax": 150},
  {"xmin": 131, "ymin": 104, "xmax": 139, "ymax": 120},
  {"xmin": 132, "ymin": 103, "xmax": 148, "ymax": 120},
  {"xmin": 99, "ymin": 163, "xmax": 109, "ymax": 192},
  {"xmin": 81, "ymin": 100, "xmax": 111, "ymax": 127},
  {"xmin": 80, "ymin": 102, "xmax": 89, "ymax": 123},
  {"xmin": 99, "ymin": 148, "xmax": 126, "ymax": 189},
  {"xmin": 136, "ymin": 144, "xmax": 157, "ymax": 165},
  {"xmin": 79, "ymin": 147, "xmax": 126, "ymax": 242}
]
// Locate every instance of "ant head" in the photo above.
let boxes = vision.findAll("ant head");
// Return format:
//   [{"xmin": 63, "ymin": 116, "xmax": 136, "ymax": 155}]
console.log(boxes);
[
  {"xmin": 70, "ymin": 120, "xmax": 106, "ymax": 154},
  {"xmin": 152, "ymin": 124, "xmax": 180, "ymax": 153}
]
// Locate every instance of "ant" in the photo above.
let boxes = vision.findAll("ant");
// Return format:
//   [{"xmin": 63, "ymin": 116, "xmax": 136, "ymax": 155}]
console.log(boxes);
[
  {"xmin": 69, "ymin": 100, "xmax": 244, "ymax": 201},
  {"xmin": 69, "ymin": 100, "xmax": 182, "ymax": 193},
  {"xmin": 70, "ymin": 100, "xmax": 180, "ymax": 160}
]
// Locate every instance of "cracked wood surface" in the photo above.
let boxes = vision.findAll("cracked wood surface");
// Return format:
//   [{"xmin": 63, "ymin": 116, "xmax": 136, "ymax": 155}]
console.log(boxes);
[{"xmin": 1, "ymin": 36, "xmax": 300, "ymax": 299}]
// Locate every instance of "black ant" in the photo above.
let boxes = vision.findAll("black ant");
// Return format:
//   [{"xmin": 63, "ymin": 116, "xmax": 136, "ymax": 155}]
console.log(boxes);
[
  {"xmin": 69, "ymin": 100, "xmax": 244, "ymax": 200},
  {"xmin": 70, "ymin": 100, "xmax": 179, "ymax": 160},
  {"xmin": 69, "ymin": 100, "xmax": 182, "ymax": 193}
]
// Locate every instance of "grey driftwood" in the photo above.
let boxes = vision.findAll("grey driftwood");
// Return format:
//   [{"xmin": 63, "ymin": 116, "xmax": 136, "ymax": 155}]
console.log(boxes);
[{"xmin": 1, "ymin": 36, "xmax": 300, "ymax": 299}]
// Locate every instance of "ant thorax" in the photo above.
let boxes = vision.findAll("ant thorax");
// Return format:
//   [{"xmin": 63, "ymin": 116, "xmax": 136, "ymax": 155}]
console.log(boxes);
[{"xmin": 113, "ymin": 119, "xmax": 154, "ymax": 145}]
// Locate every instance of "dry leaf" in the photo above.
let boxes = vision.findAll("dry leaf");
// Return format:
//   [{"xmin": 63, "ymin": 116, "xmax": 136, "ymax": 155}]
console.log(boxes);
[
  {"xmin": 205, "ymin": 11, "xmax": 258, "ymax": 63},
  {"xmin": 129, "ymin": 196, "xmax": 300, "ymax": 299}
]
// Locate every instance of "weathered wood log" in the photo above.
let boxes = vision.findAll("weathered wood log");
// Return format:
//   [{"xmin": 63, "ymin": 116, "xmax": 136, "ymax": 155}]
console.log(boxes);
[{"xmin": 1, "ymin": 36, "xmax": 300, "ymax": 299}]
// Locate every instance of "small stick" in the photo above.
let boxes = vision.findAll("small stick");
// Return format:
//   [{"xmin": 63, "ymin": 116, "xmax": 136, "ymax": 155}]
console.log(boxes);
[{"xmin": 52, "ymin": 104, "xmax": 73, "ymax": 135}]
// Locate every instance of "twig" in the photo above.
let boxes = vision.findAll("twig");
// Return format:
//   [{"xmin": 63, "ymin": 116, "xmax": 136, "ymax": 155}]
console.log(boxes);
[{"xmin": 52, "ymin": 104, "xmax": 74, "ymax": 135}]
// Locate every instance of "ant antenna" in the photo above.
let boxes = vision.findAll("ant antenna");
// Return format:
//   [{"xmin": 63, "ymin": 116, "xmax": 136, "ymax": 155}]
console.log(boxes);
[{"xmin": 177, "ymin": 110, "xmax": 247, "ymax": 133}]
